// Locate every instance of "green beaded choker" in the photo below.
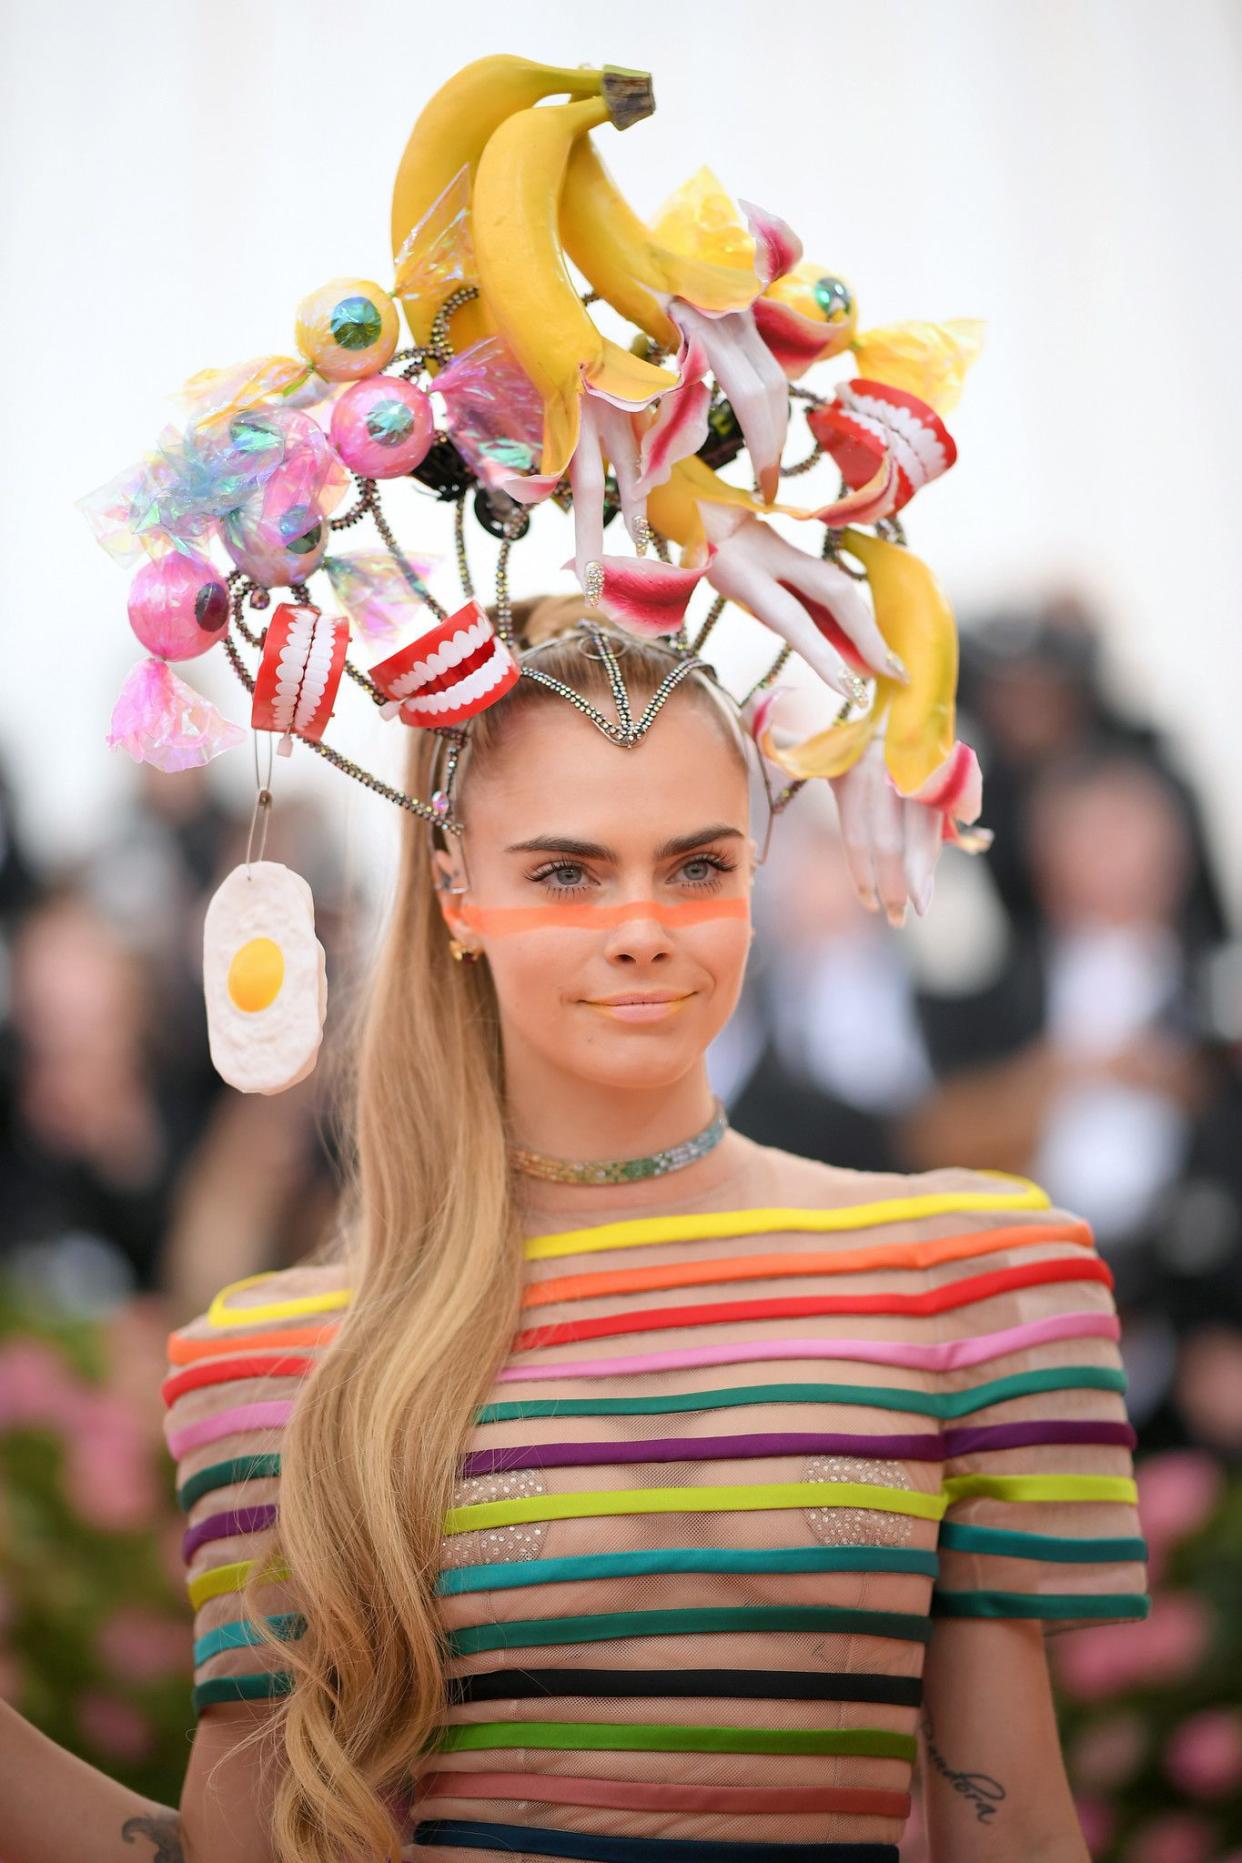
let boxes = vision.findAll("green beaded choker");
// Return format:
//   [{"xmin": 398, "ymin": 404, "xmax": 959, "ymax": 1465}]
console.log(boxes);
[{"xmin": 508, "ymin": 1097, "xmax": 730, "ymax": 1185}]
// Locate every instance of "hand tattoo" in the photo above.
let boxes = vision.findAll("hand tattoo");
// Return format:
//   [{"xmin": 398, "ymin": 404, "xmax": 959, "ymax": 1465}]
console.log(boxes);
[
  {"xmin": 121, "ymin": 1812, "xmax": 186, "ymax": 1860},
  {"xmin": 921, "ymin": 1705, "xmax": 1007, "ymax": 1824}
]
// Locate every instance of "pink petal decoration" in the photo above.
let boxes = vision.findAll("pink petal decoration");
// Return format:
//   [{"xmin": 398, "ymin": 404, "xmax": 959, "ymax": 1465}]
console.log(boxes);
[
  {"xmin": 106, "ymin": 658, "xmax": 246, "ymax": 771},
  {"xmin": 583, "ymin": 554, "xmax": 707, "ymax": 637},
  {"xmin": 753, "ymin": 296, "xmax": 847, "ymax": 379},
  {"xmin": 638, "ymin": 327, "xmax": 713, "ymax": 494},
  {"xmin": 739, "ymin": 198, "xmax": 804, "ymax": 288}
]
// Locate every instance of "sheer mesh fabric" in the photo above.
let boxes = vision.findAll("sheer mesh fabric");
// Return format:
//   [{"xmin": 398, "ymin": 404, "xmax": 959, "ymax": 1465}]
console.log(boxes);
[{"xmin": 162, "ymin": 1142, "xmax": 1148, "ymax": 1862}]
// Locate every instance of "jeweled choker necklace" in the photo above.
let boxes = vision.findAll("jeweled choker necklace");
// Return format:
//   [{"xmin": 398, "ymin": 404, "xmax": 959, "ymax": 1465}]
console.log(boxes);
[{"xmin": 508, "ymin": 1097, "xmax": 730, "ymax": 1185}]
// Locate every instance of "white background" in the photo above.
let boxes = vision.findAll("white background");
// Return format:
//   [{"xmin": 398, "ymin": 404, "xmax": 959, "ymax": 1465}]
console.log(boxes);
[{"xmin": 4, "ymin": 0, "xmax": 1241, "ymax": 912}]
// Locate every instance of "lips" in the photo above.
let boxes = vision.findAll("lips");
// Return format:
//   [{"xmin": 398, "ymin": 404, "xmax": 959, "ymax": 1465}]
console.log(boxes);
[
  {"xmin": 369, "ymin": 597, "xmax": 520, "ymax": 728},
  {"xmin": 251, "ymin": 602, "xmax": 350, "ymax": 753}
]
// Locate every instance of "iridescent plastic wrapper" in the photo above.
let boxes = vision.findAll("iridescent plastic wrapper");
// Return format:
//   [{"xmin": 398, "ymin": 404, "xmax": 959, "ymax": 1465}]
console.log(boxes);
[
  {"xmin": 220, "ymin": 408, "xmax": 351, "ymax": 587},
  {"xmin": 433, "ymin": 335, "xmax": 544, "ymax": 489},
  {"xmin": 76, "ymin": 415, "xmax": 285, "ymax": 566},
  {"xmin": 322, "ymin": 549, "xmax": 440, "ymax": 646}
]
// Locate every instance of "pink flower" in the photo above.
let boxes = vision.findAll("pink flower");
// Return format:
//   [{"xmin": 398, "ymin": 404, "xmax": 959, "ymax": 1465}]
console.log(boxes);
[
  {"xmin": 96, "ymin": 1607, "xmax": 192, "ymax": 1684},
  {"xmin": 76, "ymin": 1690, "xmax": 154, "ymax": 1764},
  {"xmin": 1164, "ymin": 1709, "xmax": 1242, "ymax": 1801},
  {"xmin": 1053, "ymin": 1592, "xmax": 1213, "ymax": 1701},
  {"xmin": 1136, "ymin": 1452, "xmax": 1223, "ymax": 1575},
  {"xmin": 1123, "ymin": 1812, "xmax": 1218, "ymax": 1863}
]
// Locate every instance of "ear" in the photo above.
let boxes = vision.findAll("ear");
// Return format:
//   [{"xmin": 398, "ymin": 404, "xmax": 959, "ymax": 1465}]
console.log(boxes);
[{"xmin": 429, "ymin": 846, "xmax": 471, "ymax": 934}]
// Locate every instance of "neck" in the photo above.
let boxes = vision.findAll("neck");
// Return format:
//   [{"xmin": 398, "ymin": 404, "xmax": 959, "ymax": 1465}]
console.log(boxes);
[{"xmin": 502, "ymin": 1049, "xmax": 720, "ymax": 1165}]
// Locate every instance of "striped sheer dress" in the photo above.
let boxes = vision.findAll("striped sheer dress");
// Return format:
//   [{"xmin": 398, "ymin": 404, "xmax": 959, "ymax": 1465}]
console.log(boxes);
[{"xmin": 162, "ymin": 1127, "xmax": 1149, "ymax": 1863}]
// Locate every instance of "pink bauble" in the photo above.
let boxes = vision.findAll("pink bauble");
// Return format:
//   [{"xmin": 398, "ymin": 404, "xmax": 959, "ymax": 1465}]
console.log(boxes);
[
  {"xmin": 126, "ymin": 551, "xmax": 230, "ymax": 660},
  {"xmin": 222, "ymin": 498, "xmax": 329, "ymax": 587},
  {"xmin": 329, "ymin": 377, "xmax": 434, "ymax": 479}
]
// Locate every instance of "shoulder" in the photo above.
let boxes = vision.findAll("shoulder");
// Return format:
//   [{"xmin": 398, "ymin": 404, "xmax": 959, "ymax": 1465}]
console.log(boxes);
[
  {"xmin": 745, "ymin": 1137, "xmax": 1080, "ymax": 1231},
  {"xmin": 162, "ymin": 1260, "xmax": 355, "ymax": 1473}
]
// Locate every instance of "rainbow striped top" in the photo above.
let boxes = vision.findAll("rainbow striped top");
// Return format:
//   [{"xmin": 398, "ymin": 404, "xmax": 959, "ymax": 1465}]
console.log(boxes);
[{"xmin": 162, "ymin": 1143, "xmax": 1148, "ymax": 1863}]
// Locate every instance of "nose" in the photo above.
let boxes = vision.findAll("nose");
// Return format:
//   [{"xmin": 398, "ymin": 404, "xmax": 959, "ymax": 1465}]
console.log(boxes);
[{"xmin": 601, "ymin": 900, "xmax": 675, "ymax": 965}]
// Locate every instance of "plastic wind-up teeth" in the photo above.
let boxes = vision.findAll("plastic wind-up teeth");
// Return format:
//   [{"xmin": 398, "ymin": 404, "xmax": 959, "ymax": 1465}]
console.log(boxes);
[
  {"xmin": 251, "ymin": 603, "xmax": 350, "ymax": 752},
  {"xmin": 369, "ymin": 599, "xmax": 520, "ymax": 729},
  {"xmin": 202, "ymin": 861, "xmax": 327, "ymax": 1094}
]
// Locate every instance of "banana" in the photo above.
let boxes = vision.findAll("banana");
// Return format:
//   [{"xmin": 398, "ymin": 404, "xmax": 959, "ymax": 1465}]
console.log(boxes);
[
  {"xmin": 472, "ymin": 95, "xmax": 679, "ymax": 483},
  {"xmin": 836, "ymin": 528, "xmax": 958, "ymax": 794},
  {"xmin": 559, "ymin": 136, "xmax": 762, "ymax": 349},
  {"xmin": 390, "ymin": 56, "xmax": 653, "ymax": 351}
]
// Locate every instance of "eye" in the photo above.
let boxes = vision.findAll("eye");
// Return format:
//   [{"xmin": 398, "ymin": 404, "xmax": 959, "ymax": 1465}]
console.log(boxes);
[
  {"xmin": 677, "ymin": 853, "xmax": 736, "ymax": 889},
  {"xmin": 529, "ymin": 861, "xmax": 595, "ymax": 896}
]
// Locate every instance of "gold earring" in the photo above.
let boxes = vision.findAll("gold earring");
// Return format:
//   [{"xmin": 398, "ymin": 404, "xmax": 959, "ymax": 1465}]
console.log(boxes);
[{"xmin": 448, "ymin": 936, "xmax": 481, "ymax": 963}]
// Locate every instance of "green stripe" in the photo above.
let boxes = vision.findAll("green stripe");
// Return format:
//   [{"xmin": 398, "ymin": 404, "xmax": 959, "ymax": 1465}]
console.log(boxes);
[
  {"xmin": 194, "ymin": 1612, "xmax": 306, "ymax": 1667},
  {"xmin": 437, "ymin": 1544, "xmax": 939, "ymax": 1596},
  {"xmin": 437, "ymin": 1720, "xmax": 916, "ymax": 1761},
  {"xmin": 448, "ymin": 1604, "xmax": 931, "ymax": 1657},
  {"xmin": 193, "ymin": 1672, "xmax": 292, "ymax": 1712},
  {"xmin": 177, "ymin": 1452, "xmax": 281, "ymax": 1512},
  {"xmin": 939, "ymin": 1522, "xmax": 1148, "ymax": 1564},
  {"xmin": 473, "ymin": 1366, "xmax": 1126, "ymax": 1427},
  {"xmin": 933, "ymin": 1591, "xmax": 1150, "ymax": 1621}
]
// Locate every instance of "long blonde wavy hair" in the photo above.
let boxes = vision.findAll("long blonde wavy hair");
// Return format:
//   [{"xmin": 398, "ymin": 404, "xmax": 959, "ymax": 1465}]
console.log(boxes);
[{"xmin": 220, "ymin": 597, "xmax": 753, "ymax": 1861}]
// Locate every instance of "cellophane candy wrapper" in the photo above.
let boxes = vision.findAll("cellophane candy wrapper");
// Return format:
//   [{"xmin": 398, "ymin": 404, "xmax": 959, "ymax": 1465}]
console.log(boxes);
[
  {"xmin": 434, "ymin": 335, "xmax": 544, "ymax": 489},
  {"xmin": 393, "ymin": 164, "xmax": 475, "ymax": 320},
  {"xmin": 107, "ymin": 657, "xmax": 245, "ymax": 772},
  {"xmin": 322, "ymin": 549, "xmax": 441, "ymax": 646}
]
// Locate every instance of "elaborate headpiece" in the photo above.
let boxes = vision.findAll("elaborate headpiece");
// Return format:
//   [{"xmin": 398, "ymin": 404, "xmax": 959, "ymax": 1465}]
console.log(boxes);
[{"xmin": 78, "ymin": 54, "xmax": 991, "ymax": 1096}]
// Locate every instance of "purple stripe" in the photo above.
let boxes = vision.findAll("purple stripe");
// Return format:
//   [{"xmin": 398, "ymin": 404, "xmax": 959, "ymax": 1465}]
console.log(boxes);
[
  {"xmin": 460, "ymin": 1430, "xmax": 944, "ymax": 1477},
  {"xmin": 182, "ymin": 1503, "xmax": 278, "ymax": 1562},
  {"xmin": 942, "ymin": 1419, "xmax": 1136, "ymax": 1458}
]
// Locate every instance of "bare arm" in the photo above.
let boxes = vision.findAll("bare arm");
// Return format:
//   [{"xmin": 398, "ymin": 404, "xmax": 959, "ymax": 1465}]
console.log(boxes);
[
  {"xmin": 0, "ymin": 1697, "xmax": 283, "ymax": 1863},
  {"xmin": 919, "ymin": 1617, "xmax": 1088, "ymax": 1863}
]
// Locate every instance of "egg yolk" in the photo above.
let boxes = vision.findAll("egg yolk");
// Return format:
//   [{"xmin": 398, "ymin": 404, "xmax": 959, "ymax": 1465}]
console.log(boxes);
[{"xmin": 227, "ymin": 937, "xmax": 285, "ymax": 1012}]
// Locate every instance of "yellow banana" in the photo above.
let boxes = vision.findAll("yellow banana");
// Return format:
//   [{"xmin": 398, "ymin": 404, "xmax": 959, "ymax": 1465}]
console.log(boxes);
[
  {"xmin": 836, "ymin": 528, "xmax": 958, "ymax": 794},
  {"xmin": 472, "ymin": 95, "xmax": 679, "ymax": 483},
  {"xmin": 559, "ymin": 136, "xmax": 762, "ymax": 350},
  {"xmin": 390, "ymin": 56, "xmax": 653, "ymax": 351}
]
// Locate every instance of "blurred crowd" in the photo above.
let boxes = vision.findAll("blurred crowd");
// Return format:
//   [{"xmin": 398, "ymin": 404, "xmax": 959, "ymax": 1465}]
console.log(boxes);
[{"xmin": 2, "ymin": 594, "xmax": 1241, "ymax": 1454}]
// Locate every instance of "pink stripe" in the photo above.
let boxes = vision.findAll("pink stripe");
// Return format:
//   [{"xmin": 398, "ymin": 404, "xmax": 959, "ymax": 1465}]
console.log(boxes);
[
  {"xmin": 495, "ymin": 1312, "xmax": 1119, "ymax": 1384},
  {"xmin": 165, "ymin": 1398, "xmax": 293, "ymax": 1460},
  {"xmin": 416, "ymin": 1768, "xmax": 908, "ymax": 1817}
]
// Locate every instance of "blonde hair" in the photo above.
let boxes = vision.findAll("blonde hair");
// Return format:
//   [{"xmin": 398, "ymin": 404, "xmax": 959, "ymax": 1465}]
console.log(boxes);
[{"xmin": 224, "ymin": 599, "xmax": 751, "ymax": 1862}]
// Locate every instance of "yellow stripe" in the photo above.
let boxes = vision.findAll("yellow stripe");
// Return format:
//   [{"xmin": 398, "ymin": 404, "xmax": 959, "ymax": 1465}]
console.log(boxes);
[
  {"xmin": 206, "ymin": 1272, "xmax": 352, "ymax": 1329},
  {"xmin": 203, "ymin": 1178, "xmax": 1051, "ymax": 1322},
  {"xmin": 443, "ymin": 1479, "xmax": 947, "ymax": 1535},
  {"xmin": 522, "ymin": 1180, "xmax": 1051, "ymax": 1262},
  {"xmin": 187, "ymin": 1554, "xmax": 290, "ymax": 1612},
  {"xmin": 942, "ymin": 1474, "xmax": 1138, "ymax": 1506}
]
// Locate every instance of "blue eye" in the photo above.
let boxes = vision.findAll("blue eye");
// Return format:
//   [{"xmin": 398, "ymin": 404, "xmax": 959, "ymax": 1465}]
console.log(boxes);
[{"xmin": 527, "ymin": 853, "xmax": 737, "ymax": 898}]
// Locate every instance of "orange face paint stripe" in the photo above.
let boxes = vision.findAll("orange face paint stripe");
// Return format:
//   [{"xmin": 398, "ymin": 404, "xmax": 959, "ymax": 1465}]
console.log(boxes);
[
  {"xmin": 457, "ymin": 897, "xmax": 750, "ymax": 935},
  {"xmin": 520, "ymin": 1218, "xmax": 1095, "ymax": 1309}
]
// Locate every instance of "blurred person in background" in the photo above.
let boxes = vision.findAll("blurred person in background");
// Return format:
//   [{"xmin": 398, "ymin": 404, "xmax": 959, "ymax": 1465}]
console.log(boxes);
[
  {"xmin": 957, "ymin": 595, "xmax": 1229, "ymax": 956},
  {"xmin": 710, "ymin": 781, "xmax": 932, "ymax": 1173}
]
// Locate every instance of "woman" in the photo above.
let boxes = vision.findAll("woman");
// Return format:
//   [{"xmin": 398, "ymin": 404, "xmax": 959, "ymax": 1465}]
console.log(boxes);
[{"xmin": 0, "ymin": 599, "xmax": 1147, "ymax": 1863}]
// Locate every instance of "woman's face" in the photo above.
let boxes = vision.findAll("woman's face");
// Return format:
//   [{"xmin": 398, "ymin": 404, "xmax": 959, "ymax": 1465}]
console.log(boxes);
[{"xmin": 432, "ymin": 693, "xmax": 756, "ymax": 1092}]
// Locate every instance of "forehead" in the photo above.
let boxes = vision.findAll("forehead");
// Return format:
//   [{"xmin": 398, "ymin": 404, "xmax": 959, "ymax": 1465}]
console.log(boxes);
[{"xmin": 461, "ymin": 695, "xmax": 751, "ymax": 843}]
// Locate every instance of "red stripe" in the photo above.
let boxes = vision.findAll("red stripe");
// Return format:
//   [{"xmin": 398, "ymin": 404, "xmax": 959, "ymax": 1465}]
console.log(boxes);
[
  {"xmin": 160, "ymin": 1352, "xmax": 315, "ymax": 1408},
  {"xmin": 512, "ymin": 1256, "xmax": 1113, "ymax": 1353}
]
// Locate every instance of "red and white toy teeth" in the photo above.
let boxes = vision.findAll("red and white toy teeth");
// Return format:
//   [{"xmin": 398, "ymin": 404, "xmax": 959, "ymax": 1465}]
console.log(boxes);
[
  {"xmin": 807, "ymin": 379, "xmax": 957, "ymax": 520},
  {"xmin": 369, "ymin": 599, "xmax": 520, "ymax": 729},
  {"xmin": 251, "ymin": 602, "xmax": 350, "ymax": 755}
]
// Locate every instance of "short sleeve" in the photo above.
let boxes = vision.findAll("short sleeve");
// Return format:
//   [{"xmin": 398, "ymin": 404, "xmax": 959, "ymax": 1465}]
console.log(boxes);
[
  {"xmin": 161, "ymin": 1263, "xmax": 350, "ymax": 1714},
  {"xmin": 926, "ymin": 1174, "xmax": 1150, "ymax": 1632}
]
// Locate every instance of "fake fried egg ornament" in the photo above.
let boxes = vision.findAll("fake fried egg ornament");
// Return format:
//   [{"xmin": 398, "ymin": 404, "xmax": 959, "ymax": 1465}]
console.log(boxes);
[{"xmin": 203, "ymin": 862, "xmax": 326, "ymax": 1094}]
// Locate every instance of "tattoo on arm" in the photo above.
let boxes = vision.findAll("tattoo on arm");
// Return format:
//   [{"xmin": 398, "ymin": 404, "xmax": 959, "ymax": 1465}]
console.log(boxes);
[
  {"xmin": 120, "ymin": 1812, "xmax": 186, "ymax": 1860},
  {"xmin": 920, "ymin": 1705, "xmax": 1007, "ymax": 1824}
]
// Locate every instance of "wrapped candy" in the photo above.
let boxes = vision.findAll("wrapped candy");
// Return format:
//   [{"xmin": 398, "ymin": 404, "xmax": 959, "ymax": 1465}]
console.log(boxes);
[
  {"xmin": 369, "ymin": 599, "xmax": 520, "ymax": 728},
  {"xmin": 322, "ymin": 549, "xmax": 440, "ymax": 645},
  {"xmin": 127, "ymin": 550, "xmax": 230, "ymax": 660},
  {"xmin": 220, "ymin": 407, "xmax": 350, "ymax": 587},
  {"xmin": 329, "ymin": 376, "xmax": 434, "ymax": 478},
  {"xmin": 251, "ymin": 602, "xmax": 350, "ymax": 755},
  {"xmin": 294, "ymin": 277, "xmax": 401, "ymax": 381},
  {"xmin": 433, "ymin": 335, "xmax": 544, "ymax": 489}
]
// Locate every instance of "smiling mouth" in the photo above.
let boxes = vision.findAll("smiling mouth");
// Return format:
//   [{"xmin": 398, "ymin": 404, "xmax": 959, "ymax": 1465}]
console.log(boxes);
[{"xmin": 582, "ymin": 993, "xmax": 696, "ymax": 1020}]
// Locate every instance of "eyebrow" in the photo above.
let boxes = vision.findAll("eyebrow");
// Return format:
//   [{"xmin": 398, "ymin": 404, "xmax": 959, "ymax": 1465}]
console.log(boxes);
[{"xmin": 504, "ymin": 824, "xmax": 745, "ymax": 861}]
